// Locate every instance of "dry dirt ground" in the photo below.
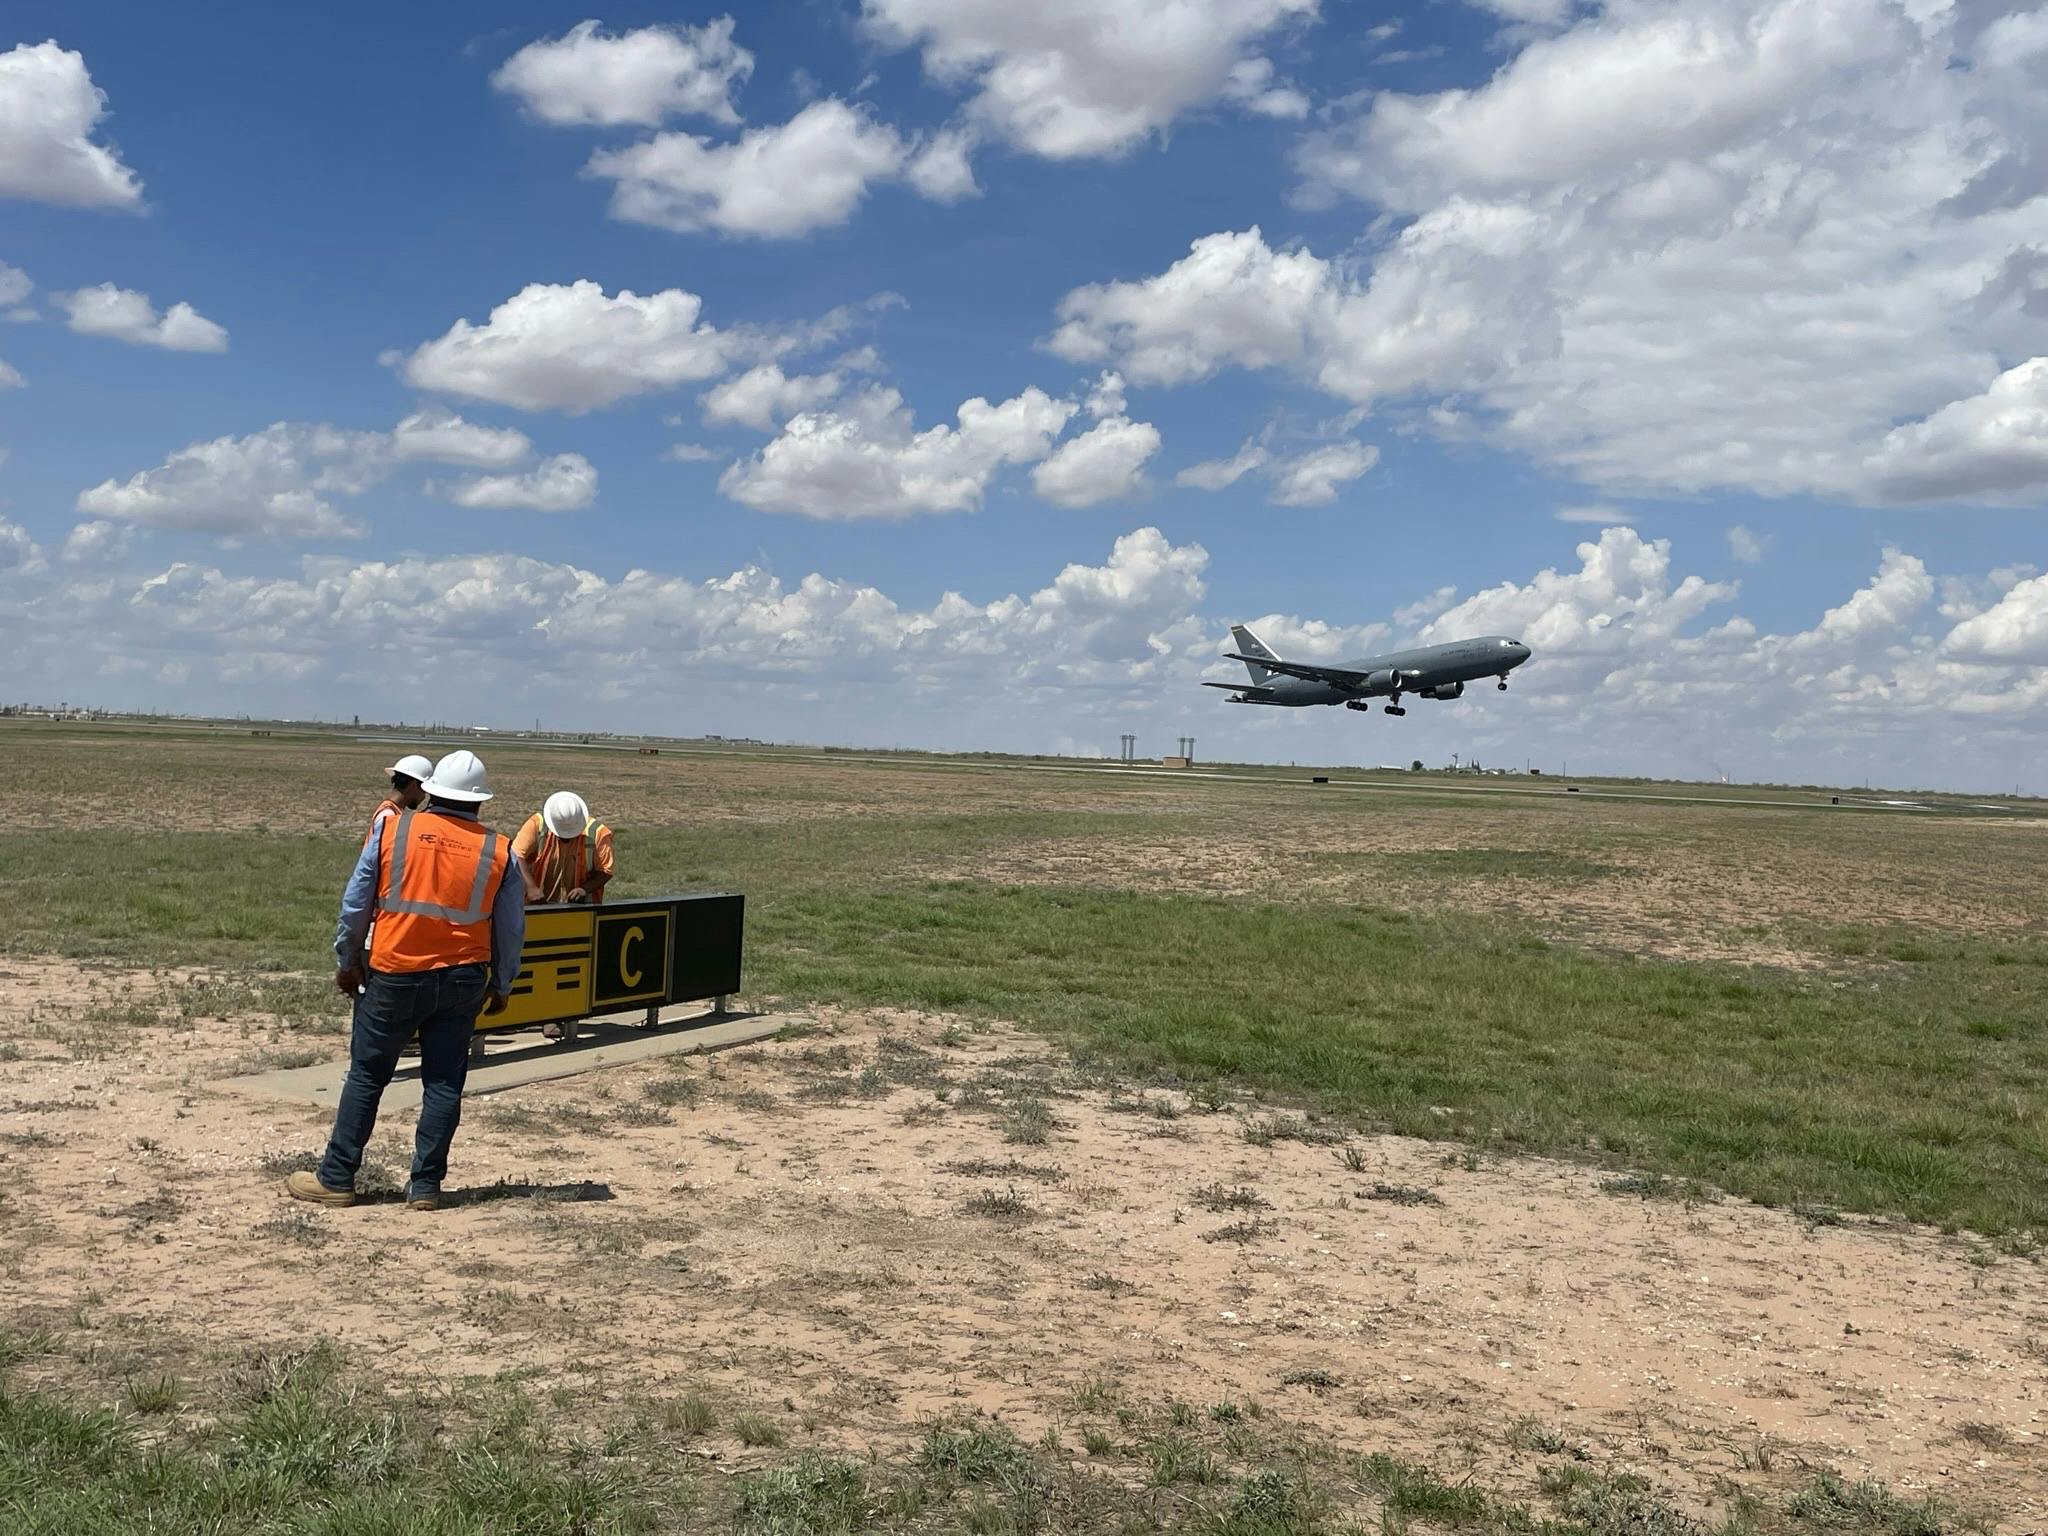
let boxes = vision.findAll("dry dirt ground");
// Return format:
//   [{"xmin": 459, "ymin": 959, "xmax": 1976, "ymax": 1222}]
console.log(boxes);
[{"xmin": 2, "ymin": 957, "xmax": 2042, "ymax": 1530}]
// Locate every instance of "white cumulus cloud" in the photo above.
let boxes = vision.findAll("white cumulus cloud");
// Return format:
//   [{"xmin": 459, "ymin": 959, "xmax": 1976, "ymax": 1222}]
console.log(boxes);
[
  {"xmin": 1050, "ymin": 0, "xmax": 2048, "ymax": 506},
  {"xmin": 587, "ymin": 98, "xmax": 968, "ymax": 239},
  {"xmin": 1945, "ymin": 572, "xmax": 2048, "ymax": 667},
  {"xmin": 1176, "ymin": 441, "xmax": 1270, "ymax": 490},
  {"xmin": 0, "ymin": 261, "xmax": 31, "ymax": 310},
  {"xmin": 1727, "ymin": 525, "xmax": 1769, "ymax": 564},
  {"xmin": 76, "ymin": 423, "xmax": 387, "ymax": 541},
  {"xmin": 1031, "ymin": 413, "xmax": 1162, "ymax": 507},
  {"xmin": 0, "ymin": 41, "xmax": 142, "ymax": 209},
  {"xmin": 701, "ymin": 363, "xmax": 845, "ymax": 431},
  {"xmin": 1861, "ymin": 358, "xmax": 2048, "ymax": 505},
  {"xmin": 59, "ymin": 519, "xmax": 131, "ymax": 565},
  {"xmin": 389, "ymin": 407, "xmax": 532, "ymax": 469},
  {"xmin": 492, "ymin": 18, "xmax": 752, "ymax": 128},
  {"xmin": 720, "ymin": 384, "xmax": 1076, "ymax": 518},
  {"xmin": 0, "ymin": 514, "xmax": 41, "ymax": 573},
  {"xmin": 60, "ymin": 284, "xmax": 228, "ymax": 352},
  {"xmin": 395, "ymin": 280, "xmax": 735, "ymax": 413},
  {"xmin": 1268, "ymin": 441, "xmax": 1377, "ymax": 506},
  {"xmin": 1048, "ymin": 228, "xmax": 1328, "ymax": 385},
  {"xmin": 861, "ymin": 0, "xmax": 1319, "ymax": 159},
  {"xmin": 441, "ymin": 453, "xmax": 598, "ymax": 513}
]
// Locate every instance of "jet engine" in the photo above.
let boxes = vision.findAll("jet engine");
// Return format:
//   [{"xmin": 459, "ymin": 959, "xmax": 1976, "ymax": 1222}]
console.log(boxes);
[
  {"xmin": 1420, "ymin": 681, "xmax": 1465, "ymax": 701},
  {"xmin": 1364, "ymin": 669, "xmax": 1401, "ymax": 692}
]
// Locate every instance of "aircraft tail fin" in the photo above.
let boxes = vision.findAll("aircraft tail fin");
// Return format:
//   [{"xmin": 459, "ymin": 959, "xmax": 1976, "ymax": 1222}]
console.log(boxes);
[{"xmin": 1229, "ymin": 624, "xmax": 1280, "ymax": 685}]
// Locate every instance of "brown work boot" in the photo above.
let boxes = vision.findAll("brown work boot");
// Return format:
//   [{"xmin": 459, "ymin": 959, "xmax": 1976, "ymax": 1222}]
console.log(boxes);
[
  {"xmin": 405, "ymin": 1192, "xmax": 442, "ymax": 1212},
  {"xmin": 284, "ymin": 1170, "xmax": 356, "ymax": 1207}
]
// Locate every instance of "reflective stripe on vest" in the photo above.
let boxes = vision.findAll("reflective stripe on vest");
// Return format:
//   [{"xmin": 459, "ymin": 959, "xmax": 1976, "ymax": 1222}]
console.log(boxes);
[{"xmin": 377, "ymin": 810, "xmax": 502, "ymax": 924}]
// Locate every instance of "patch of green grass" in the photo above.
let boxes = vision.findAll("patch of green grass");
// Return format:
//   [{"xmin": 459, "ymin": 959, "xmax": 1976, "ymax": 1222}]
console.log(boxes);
[
  {"xmin": 1787, "ymin": 1468, "xmax": 1950, "ymax": 1535},
  {"xmin": 1206, "ymin": 1468, "xmax": 1323, "ymax": 1535},
  {"xmin": 731, "ymin": 1411, "xmax": 786, "ymax": 1449},
  {"xmin": 1559, "ymin": 1472, "xmax": 1705, "ymax": 1536},
  {"xmin": 1506, "ymin": 1415, "xmax": 1569, "ymax": 1455},
  {"xmin": 0, "ymin": 1356, "xmax": 685, "ymax": 1536},
  {"xmin": 919, "ymin": 1422, "xmax": 1035, "ymax": 1487},
  {"xmin": 1600, "ymin": 1171, "xmax": 1711, "ymax": 1203},
  {"xmin": 733, "ymin": 1454, "xmax": 866, "ymax": 1534},
  {"xmin": 659, "ymin": 1394, "xmax": 716, "ymax": 1437},
  {"xmin": 1001, "ymin": 1099, "xmax": 1057, "ymax": 1145},
  {"xmin": 745, "ymin": 884, "xmax": 2048, "ymax": 1233},
  {"xmin": 1354, "ymin": 1452, "xmax": 1490, "ymax": 1527},
  {"xmin": 122, "ymin": 1375, "xmax": 179, "ymax": 1415}
]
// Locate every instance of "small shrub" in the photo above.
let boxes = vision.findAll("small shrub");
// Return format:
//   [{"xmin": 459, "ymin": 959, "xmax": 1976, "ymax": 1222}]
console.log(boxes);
[
  {"xmin": 731, "ymin": 1412, "xmax": 786, "ymax": 1448},
  {"xmin": 734, "ymin": 1455, "xmax": 865, "ymax": 1533},
  {"xmin": 1191, "ymin": 1182, "xmax": 1268, "ymax": 1212},
  {"xmin": 1360, "ymin": 1183, "xmax": 1442, "ymax": 1207},
  {"xmin": 124, "ymin": 1376, "xmax": 180, "ymax": 1415}
]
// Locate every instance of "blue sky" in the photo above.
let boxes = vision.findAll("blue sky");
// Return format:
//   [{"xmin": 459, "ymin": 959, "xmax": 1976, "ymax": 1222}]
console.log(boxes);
[{"xmin": 2, "ymin": 1, "xmax": 2046, "ymax": 789}]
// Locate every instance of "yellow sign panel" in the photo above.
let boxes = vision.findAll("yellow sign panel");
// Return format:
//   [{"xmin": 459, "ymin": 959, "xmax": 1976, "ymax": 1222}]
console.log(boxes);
[{"xmin": 491, "ymin": 908, "xmax": 594, "ymax": 1031}]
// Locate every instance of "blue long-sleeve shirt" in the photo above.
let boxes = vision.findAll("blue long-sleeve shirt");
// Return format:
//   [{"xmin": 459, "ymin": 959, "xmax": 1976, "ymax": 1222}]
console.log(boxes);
[{"xmin": 335, "ymin": 807, "xmax": 527, "ymax": 996}]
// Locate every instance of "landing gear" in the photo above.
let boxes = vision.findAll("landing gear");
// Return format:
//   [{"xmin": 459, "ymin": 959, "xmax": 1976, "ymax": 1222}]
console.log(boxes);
[
  {"xmin": 1497, "ymin": 675, "xmax": 1509, "ymax": 691},
  {"xmin": 1384, "ymin": 701, "xmax": 1407, "ymax": 717}
]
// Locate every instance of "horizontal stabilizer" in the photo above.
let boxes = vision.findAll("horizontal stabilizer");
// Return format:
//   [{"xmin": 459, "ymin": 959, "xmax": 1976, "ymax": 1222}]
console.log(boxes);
[{"xmin": 1226, "ymin": 653, "xmax": 1370, "ymax": 689}]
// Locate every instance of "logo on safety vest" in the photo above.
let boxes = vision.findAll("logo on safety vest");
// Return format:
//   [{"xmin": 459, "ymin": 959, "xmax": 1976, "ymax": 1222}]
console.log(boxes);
[{"xmin": 592, "ymin": 907, "xmax": 671, "ymax": 1007}]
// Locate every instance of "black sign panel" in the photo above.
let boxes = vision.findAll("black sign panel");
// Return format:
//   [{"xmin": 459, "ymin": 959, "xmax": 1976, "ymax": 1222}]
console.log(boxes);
[
  {"xmin": 670, "ymin": 892, "xmax": 744, "ymax": 1003},
  {"xmin": 591, "ymin": 905, "xmax": 672, "ymax": 1008}
]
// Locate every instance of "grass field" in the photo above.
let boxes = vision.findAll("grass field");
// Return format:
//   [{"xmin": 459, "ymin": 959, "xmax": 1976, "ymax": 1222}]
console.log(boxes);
[
  {"xmin": 3, "ymin": 716, "xmax": 2042, "ymax": 1534},
  {"xmin": 2, "ymin": 720, "xmax": 2045, "ymax": 1237}
]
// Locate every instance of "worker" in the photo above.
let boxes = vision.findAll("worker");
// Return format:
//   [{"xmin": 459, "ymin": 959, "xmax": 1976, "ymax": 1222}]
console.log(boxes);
[
  {"xmin": 513, "ymin": 791, "xmax": 615, "ymax": 906},
  {"xmin": 287, "ymin": 748, "xmax": 525, "ymax": 1213},
  {"xmin": 366, "ymin": 754, "xmax": 433, "ymax": 846}
]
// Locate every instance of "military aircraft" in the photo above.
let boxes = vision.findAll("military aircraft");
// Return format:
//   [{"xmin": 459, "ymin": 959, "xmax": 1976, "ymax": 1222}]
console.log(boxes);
[{"xmin": 1207, "ymin": 625, "xmax": 1532, "ymax": 716}]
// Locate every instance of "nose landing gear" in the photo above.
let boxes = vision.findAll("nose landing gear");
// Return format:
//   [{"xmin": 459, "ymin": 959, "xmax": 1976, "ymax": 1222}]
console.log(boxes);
[{"xmin": 1497, "ymin": 675, "xmax": 1510, "ymax": 691}]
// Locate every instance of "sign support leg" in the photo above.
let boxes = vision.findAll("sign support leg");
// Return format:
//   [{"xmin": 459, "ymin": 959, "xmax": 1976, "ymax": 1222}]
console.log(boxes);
[
  {"xmin": 714, "ymin": 994, "xmax": 728, "ymax": 1018},
  {"xmin": 468, "ymin": 1033, "xmax": 487, "ymax": 1063}
]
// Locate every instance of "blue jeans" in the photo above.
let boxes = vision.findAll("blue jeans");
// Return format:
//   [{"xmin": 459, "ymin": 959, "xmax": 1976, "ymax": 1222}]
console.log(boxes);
[{"xmin": 317, "ymin": 963, "xmax": 489, "ymax": 1200}]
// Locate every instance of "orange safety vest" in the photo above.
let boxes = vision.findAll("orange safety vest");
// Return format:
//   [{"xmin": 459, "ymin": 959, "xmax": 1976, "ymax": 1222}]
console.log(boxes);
[
  {"xmin": 369, "ymin": 809, "xmax": 510, "ymax": 974},
  {"xmin": 363, "ymin": 797, "xmax": 404, "ymax": 849},
  {"xmin": 527, "ymin": 816, "xmax": 610, "ymax": 904}
]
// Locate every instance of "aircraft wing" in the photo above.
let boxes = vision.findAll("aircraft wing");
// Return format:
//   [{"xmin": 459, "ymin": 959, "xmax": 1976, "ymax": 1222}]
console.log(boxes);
[{"xmin": 1224, "ymin": 653, "xmax": 1373, "ymax": 689}]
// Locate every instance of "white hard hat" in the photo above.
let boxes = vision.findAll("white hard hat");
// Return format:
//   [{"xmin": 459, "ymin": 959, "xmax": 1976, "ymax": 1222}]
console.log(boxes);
[
  {"xmin": 543, "ymin": 790, "xmax": 590, "ymax": 838},
  {"xmin": 423, "ymin": 749, "xmax": 492, "ymax": 803},
  {"xmin": 386, "ymin": 754, "xmax": 433, "ymax": 782}
]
